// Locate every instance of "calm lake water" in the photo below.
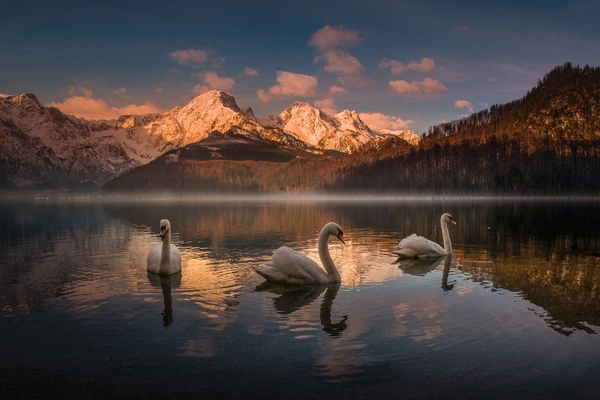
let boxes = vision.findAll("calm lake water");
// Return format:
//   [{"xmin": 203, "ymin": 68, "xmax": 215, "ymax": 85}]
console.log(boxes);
[{"xmin": 3, "ymin": 195, "xmax": 600, "ymax": 399}]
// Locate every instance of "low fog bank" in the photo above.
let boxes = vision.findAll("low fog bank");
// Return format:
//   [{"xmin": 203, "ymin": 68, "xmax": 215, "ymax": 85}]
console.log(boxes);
[{"xmin": 2, "ymin": 189, "xmax": 599, "ymax": 204}]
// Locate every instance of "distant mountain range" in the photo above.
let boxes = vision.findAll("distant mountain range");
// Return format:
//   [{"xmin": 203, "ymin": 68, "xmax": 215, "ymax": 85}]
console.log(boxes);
[
  {"xmin": 103, "ymin": 63, "xmax": 600, "ymax": 195},
  {"xmin": 4, "ymin": 63, "xmax": 600, "ymax": 194},
  {"xmin": 0, "ymin": 90, "xmax": 419, "ymax": 189}
]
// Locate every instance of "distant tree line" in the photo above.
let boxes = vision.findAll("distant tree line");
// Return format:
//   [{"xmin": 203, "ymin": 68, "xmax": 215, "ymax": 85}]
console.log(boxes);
[
  {"xmin": 330, "ymin": 63, "xmax": 600, "ymax": 195},
  {"xmin": 104, "ymin": 63, "xmax": 600, "ymax": 195},
  {"xmin": 333, "ymin": 136, "xmax": 600, "ymax": 194}
]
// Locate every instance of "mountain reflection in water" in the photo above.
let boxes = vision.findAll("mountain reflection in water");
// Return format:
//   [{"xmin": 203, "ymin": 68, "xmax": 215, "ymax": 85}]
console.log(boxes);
[{"xmin": 3, "ymin": 196, "xmax": 600, "ymax": 398}]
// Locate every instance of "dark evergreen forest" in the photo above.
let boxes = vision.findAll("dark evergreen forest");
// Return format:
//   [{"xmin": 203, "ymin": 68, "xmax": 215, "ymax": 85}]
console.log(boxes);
[
  {"xmin": 105, "ymin": 63, "xmax": 600, "ymax": 195},
  {"xmin": 332, "ymin": 63, "xmax": 600, "ymax": 195}
]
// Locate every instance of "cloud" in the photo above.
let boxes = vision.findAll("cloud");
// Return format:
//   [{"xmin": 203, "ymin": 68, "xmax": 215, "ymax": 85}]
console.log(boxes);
[
  {"xmin": 192, "ymin": 71, "xmax": 236, "ymax": 95},
  {"xmin": 487, "ymin": 76, "xmax": 497, "ymax": 82},
  {"xmin": 479, "ymin": 102, "xmax": 488, "ymax": 108},
  {"xmin": 167, "ymin": 68, "xmax": 180, "ymax": 74},
  {"xmin": 379, "ymin": 57, "xmax": 436, "ymax": 75},
  {"xmin": 112, "ymin": 87, "xmax": 127, "ymax": 95},
  {"xmin": 329, "ymin": 85, "xmax": 347, "ymax": 94},
  {"xmin": 47, "ymin": 96, "xmax": 162, "ymax": 120},
  {"xmin": 67, "ymin": 85, "xmax": 93, "ymax": 98},
  {"xmin": 257, "ymin": 70, "xmax": 318, "ymax": 102},
  {"xmin": 314, "ymin": 97, "xmax": 337, "ymax": 116},
  {"xmin": 156, "ymin": 87, "xmax": 163, "ymax": 93},
  {"xmin": 240, "ymin": 67, "xmax": 259, "ymax": 77},
  {"xmin": 454, "ymin": 99, "xmax": 474, "ymax": 113},
  {"xmin": 389, "ymin": 78, "xmax": 448, "ymax": 98},
  {"xmin": 309, "ymin": 25, "xmax": 370, "ymax": 88},
  {"xmin": 169, "ymin": 48, "xmax": 210, "ymax": 66},
  {"xmin": 316, "ymin": 49, "xmax": 370, "ymax": 87},
  {"xmin": 454, "ymin": 26, "xmax": 471, "ymax": 33},
  {"xmin": 358, "ymin": 112, "xmax": 413, "ymax": 132},
  {"xmin": 308, "ymin": 24, "xmax": 363, "ymax": 51}
]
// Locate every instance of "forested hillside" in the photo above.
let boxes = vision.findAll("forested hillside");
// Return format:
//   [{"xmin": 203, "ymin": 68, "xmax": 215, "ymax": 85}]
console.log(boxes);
[
  {"xmin": 104, "ymin": 63, "xmax": 600, "ymax": 195},
  {"xmin": 333, "ymin": 63, "xmax": 600, "ymax": 194}
]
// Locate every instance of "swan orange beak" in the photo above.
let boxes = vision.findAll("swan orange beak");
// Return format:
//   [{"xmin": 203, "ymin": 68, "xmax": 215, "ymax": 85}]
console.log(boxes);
[
  {"xmin": 337, "ymin": 232, "xmax": 346, "ymax": 244},
  {"xmin": 450, "ymin": 217, "xmax": 456, "ymax": 225},
  {"xmin": 160, "ymin": 227, "xmax": 166, "ymax": 241}
]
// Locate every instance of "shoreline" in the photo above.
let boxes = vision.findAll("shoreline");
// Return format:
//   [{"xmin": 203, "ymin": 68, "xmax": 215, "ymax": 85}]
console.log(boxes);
[{"xmin": 2, "ymin": 190, "xmax": 600, "ymax": 203}]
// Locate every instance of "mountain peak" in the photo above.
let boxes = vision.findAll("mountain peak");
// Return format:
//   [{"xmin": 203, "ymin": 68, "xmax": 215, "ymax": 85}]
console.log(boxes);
[
  {"xmin": 185, "ymin": 90, "xmax": 241, "ymax": 113},
  {"xmin": 1, "ymin": 93, "xmax": 43, "ymax": 109}
]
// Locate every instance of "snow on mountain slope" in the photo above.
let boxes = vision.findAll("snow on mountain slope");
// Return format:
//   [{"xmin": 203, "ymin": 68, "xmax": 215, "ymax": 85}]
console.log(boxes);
[
  {"xmin": 379, "ymin": 128, "xmax": 421, "ymax": 145},
  {"xmin": 259, "ymin": 101, "xmax": 375, "ymax": 153},
  {"xmin": 0, "ymin": 90, "xmax": 417, "ymax": 188},
  {"xmin": 177, "ymin": 91, "xmax": 302, "ymax": 146},
  {"xmin": 0, "ymin": 94, "xmax": 181, "ymax": 187}
]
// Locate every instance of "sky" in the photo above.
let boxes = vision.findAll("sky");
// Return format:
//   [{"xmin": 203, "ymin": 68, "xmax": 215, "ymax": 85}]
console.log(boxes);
[{"xmin": 2, "ymin": 0, "xmax": 600, "ymax": 135}]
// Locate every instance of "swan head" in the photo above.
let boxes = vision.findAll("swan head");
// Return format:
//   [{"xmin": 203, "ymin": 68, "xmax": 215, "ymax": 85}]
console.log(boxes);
[
  {"xmin": 441, "ymin": 213, "xmax": 456, "ymax": 225},
  {"xmin": 159, "ymin": 219, "xmax": 171, "ymax": 241},
  {"xmin": 324, "ymin": 222, "xmax": 345, "ymax": 244}
]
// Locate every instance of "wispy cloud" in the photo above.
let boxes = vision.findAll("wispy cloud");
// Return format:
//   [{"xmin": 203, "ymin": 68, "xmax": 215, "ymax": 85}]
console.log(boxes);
[
  {"xmin": 454, "ymin": 25, "xmax": 471, "ymax": 33},
  {"xmin": 379, "ymin": 57, "xmax": 436, "ymax": 75},
  {"xmin": 240, "ymin": 67, "xmax": 259, "ymax": 77},
  {"xmin": 358, "ymin": 112, "xmax": 413, "ymax": 131},
  {"xmin": 257, "ymin": 71, "xmax": 318, "ymax": 102},
  {"xmin": 314, "ymin": 97, "xmax": 337, "ymax": 116},
  {"xmin": 47, "ymin": 96, "xmax": 162, "ymax": 120},
  {"xmin": 169, "ymin": 48, "xmax": 210, "ymax": 66},
  {"xmin": 67, "ymin": 85, "xmax": 93, "ymax": 98},
  {"xmin": 192, "ymin": 71, "xmax": 236, "ymax": 95},
  {"xmin": 112, "ymin": 87, "xmax": 127, "ymax": 95},
  {"xmin": 454, "ymin": 99, "xmax": 474, "ymax": 112},
  {"xmin": 329, "ymin": 85, "xmax": 347, "ymax": 94},
  {"xmin": 389, "ymin": 78, "xmax": 447, "ymax": 98},
  {"xmin": 309, "ymin": 25, "xmax": 370, "ymax": 88}
]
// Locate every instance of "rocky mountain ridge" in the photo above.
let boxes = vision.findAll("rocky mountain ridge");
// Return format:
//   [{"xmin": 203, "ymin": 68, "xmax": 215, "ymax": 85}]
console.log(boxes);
[{"xmin": 0, "ymin": 90, "xmax": 418, "ymax": 189}]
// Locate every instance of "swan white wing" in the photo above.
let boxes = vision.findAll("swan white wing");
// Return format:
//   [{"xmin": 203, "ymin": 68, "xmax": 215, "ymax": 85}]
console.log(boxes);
[
  {"xmin": 253, "ymin": 265, "xmax": 295, "ymax": 283},
  {"xmin": 269, "ymin": 246, "xmax": 328, "ymax": 283},
  {"xmin": 397, "ymin": 234, "xmax": 446, "ymax": 258},
  {"xmin": 147, "ymin": 244, "xmax": 181, "ymax": 274},
  {"xmin": 147, "ymin": 244, "xmax": 162, "ymax": 274},
  {"xmin": 169, "ymin": 244, "xmax": 182, "ymax": 273}
]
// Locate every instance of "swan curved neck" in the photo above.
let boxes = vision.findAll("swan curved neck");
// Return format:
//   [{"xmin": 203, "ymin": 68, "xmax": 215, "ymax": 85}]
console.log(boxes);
[
  {"xmin": 160, "ymin": 230, "xmax": 171, "ymax": 274},
  {"xmin": 441, "ymin": 219, "xmax": 452, "ymax": 254},
  {"xmin": 318, "ymin": 227, "xmax": 340, "ymax": 282}
]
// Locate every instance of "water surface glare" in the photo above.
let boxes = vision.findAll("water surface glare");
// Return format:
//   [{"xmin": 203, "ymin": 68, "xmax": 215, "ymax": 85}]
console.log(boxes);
[{"xmin": 2, "ymin": 196, "xmax": 600, "ymax": 399}]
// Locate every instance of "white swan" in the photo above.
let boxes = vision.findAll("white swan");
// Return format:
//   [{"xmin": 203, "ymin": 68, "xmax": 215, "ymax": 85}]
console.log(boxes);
[
  {"xmin": 253, "ymin": 222, "xmax": 345, "ymax": 284},
  {"xmin": 147, "ymin": 219, "xmax": 182, "ymax": 275},
  {"xmin": 393, "ymin": 213, "xmax": 456, "ymax": 259}
]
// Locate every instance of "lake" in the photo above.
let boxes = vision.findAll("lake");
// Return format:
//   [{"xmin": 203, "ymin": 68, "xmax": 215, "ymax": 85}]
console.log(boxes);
[{"xmin": 2, "ymin": 194, "xmax": 600, "ymax": 399}]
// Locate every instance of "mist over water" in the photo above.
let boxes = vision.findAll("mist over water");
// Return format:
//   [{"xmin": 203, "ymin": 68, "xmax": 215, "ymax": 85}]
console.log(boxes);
[{"xmin": 2, "ymin": 194, "xmax": 600, "ymax": 399}]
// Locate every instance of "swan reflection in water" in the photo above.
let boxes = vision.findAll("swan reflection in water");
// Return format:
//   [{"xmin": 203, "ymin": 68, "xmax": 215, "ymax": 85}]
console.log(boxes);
[
  {"xmin": 256, "ymin": 282, "xmax": 348, "ymax": 337},
  {"xmin": 147, "ymin": 271, "xmax": 182, "ymax": 327},
  {"xmin": 395, "ymin": 255, "xmax": 455, "ymax": 291},
  {"xmin": 441, "ymin": 255, "xmax": 454, "ymax": 291}
]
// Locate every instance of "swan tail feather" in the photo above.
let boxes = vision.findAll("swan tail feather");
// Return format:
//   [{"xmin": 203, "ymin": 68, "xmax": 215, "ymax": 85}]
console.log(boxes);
[{"xmin": 393, "ymin": 249, "xmax": 418, "ymax": 258}]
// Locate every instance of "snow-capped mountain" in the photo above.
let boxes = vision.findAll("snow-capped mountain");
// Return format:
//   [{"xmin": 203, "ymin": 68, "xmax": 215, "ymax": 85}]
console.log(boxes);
[
  {"xmin": 378, "ymin": 129, "xmax": 421, "ymax": 146},
  {"xmin": 0, "ymin": 93, "xmax": 181, "ymax": 188},
  {"xmin": 0, "ymin": 90, "xmax": 418, "ymax": 189},
  {"xmin": 174, "ymin": 91, "xmax": 302, "ymax": 146},
  {"xmin": 259, "ymin": 102, "xmax": 375, "ymax": 153}
]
